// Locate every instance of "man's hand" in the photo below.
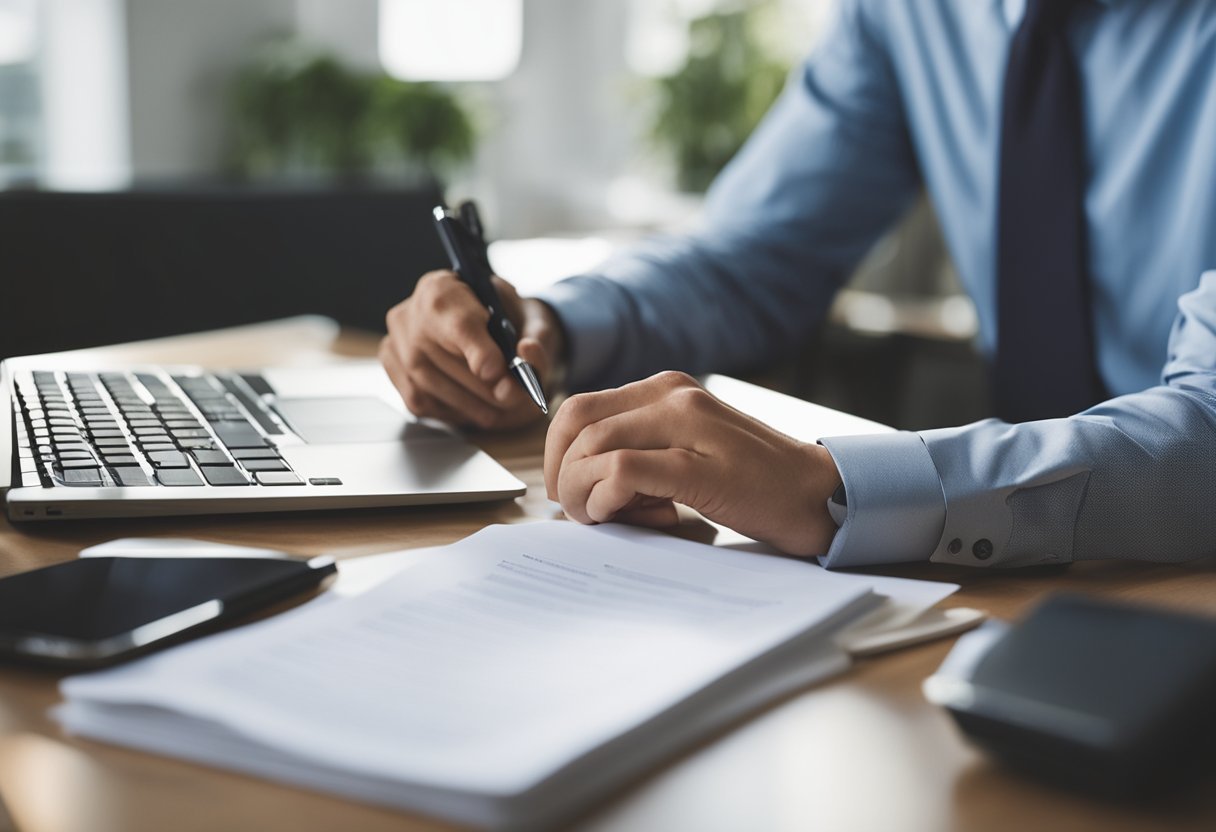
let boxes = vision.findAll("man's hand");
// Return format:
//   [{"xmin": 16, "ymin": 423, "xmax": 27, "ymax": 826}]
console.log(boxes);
[
  {"xmin": 381, "ymin": 270, "xmax": 564, "ymax": 430},
  {"xmin": 545, "ymin": 371, "xmax": 843, "ymax": 556}
]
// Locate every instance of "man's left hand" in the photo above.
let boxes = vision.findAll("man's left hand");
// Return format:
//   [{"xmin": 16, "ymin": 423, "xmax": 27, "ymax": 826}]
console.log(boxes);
[{"xmin": 544, "ymin": 372, "xmax": 843, "ymax": 556}]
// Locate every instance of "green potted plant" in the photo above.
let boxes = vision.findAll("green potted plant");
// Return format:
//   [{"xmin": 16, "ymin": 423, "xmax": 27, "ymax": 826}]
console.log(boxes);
[
  {"xmin": 648, "ymin": 6, "xmax": 789, "ymax": 192},
  {"xmin": 227, "ymin": 39, "xmax": 476, "ymax": 183}
]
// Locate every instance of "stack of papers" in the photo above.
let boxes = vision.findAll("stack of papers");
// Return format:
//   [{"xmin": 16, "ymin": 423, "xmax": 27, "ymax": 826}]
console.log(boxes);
[{"xmin": 57, "ymin": 521, "xmax": 956, "ymax": 829}]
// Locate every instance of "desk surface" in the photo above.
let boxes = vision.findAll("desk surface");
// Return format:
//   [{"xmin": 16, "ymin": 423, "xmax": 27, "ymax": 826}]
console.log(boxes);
[{"xmin": 1, "ymin": 323, "xmax": 1214, "ymax": 832}]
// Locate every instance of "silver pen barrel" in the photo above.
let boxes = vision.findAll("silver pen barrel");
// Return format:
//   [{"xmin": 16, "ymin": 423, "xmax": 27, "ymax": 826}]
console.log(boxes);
[{"xmin": 509, "ymin": 357, "xmax": 548, "ymax": 415}]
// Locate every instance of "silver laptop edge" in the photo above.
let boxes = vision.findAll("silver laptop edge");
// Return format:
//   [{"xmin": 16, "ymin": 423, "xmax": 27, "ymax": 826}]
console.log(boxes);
[
  {"xmin": 4, "ymin": 359, "xmax": 525, "ymax": 522},
  {"xmin": 0, "ymin": 361, "xmax": 13, "ymax": 492}
]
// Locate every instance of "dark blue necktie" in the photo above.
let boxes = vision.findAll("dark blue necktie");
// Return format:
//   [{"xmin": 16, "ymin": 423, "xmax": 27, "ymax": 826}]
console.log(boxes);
[{"xmin": 995, "ymin": 0, "xmax": 1106, "ymax": 423}]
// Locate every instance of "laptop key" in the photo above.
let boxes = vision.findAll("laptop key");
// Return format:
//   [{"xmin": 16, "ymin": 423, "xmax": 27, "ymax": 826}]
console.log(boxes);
[
  {"xmin": 95, "ymin": 437, "xmax": 131, "ymax": 447},
  {"xmin": 211, "ymin": 422, "xmax": 265, "ymax": 447},
  {"xmin": 200, "ymin": 465, "xmax": 249, "ymax": 486},
  {"xmin": 255, "ymin": 472, "xmax": 304, "ymax": 486},
  {"xmin": 218, "ymin": 436, "xmax": 268, "ymax": 450},
  {"xmin": 62, "ymin": 468, "xmax": 103, "ymax": 485},
  {"xmin": 148, "ymin": 451, "xmax": 189, "ymax": 468},
  {"xmin": 112, "ymin": 467, "xmax": 154, "ymax": 487},
  {"xmin": 231, "ymin": 448, "xmax": 281, "ymax": 460},
  {"xmin": 171, "ymin": 429, "xmax": 210, "ymax": 440},
  {"xmin": 190, "ymin": 449, "xmax": 229, "ymax": 465},
  {"xmin": 104, "ymin": 455, "xmax": 140, "ymax": 466},
  {"xmin": 156, "ymin": 468, "xmax": 204, "ymax": 487},
  {"xmin": 57, "ymin": 450, "xmax": 95, "ymax": 460},
  {"xmin": 176, "ymin": 438, "xmax": 216, "ymax": 451},
  {"xmin": 240, "ymin": 458, "xmax": 289, "ymax": 472}
]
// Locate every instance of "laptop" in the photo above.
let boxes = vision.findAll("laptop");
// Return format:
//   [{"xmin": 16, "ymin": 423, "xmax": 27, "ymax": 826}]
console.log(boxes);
[{"xmin": 0, "ymin": 357, "xmax": 525, "ymax": 522}]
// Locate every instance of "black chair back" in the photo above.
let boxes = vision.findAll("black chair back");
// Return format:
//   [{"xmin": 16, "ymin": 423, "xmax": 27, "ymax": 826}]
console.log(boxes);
[{"xmin": 0, "ymin": 184, "xmax": 447, "ymax": 359}]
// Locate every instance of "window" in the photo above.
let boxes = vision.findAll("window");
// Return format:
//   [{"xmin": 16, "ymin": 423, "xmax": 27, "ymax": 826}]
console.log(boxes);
[
  {"xmin": 379, "ymin": 0, "xmax": 523, "ymax": 82},
  {"xmin": 0, "ymin": 0, "xmax": 36, "ymax": 66},
  {"xmin": 0, "ymin": 0, "xmax": 40, "ymax": 185},
  {"xmin": 627, "ymin": 0, "xmax": 838, "ymax": 77}
]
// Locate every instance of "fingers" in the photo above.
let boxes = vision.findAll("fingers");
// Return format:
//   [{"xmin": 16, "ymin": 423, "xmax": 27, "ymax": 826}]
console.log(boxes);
[
  {"xmin": 422, "ymin": 341, "xmax": 505, "ymax": 409},
  {"xmin": 409, "ymin": 352, "xmax": 504, "ymax": 427},
  {"xmin": 544, "ymin": 371, "xmax": 700, "ymax": 499},
  {"xmin": 380, "ymin": 335, "xmax": 501, "ymax": 427},
  {"xmin": 435, "ymin": 302, "xmax": 505, "ymax": 384},
  {"xmin": 383, "ymin": 270, "xmax": 559, "ymax": 428},
  {"xmin": 561, "ymin": 448, "xmax": 697, "ymax": 525},
  {"xmin": 412, "ymin": 271, "xmax": 507, "ymax": 382},
  {"xmin": 561, "ymin": 408, "xmax": 677, "ymax": 479},
  {"xmin": 515, "ymin": 336, "xmax": 549, "ymax": 378},
  {"xmin": 614, "ymin": 500, "xmax": 681, "ymax": 528}
]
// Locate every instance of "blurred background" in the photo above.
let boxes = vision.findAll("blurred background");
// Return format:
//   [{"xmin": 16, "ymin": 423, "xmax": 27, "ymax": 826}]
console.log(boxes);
[{"xmin": 0, "ymin": 0, "xmax": 989, "ymax": 428}]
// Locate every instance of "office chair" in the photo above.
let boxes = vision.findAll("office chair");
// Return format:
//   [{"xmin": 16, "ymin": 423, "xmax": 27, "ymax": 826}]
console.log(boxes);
[{"xmin": 0, "ymin": 183, "xmax": 447, "ymax": 359}]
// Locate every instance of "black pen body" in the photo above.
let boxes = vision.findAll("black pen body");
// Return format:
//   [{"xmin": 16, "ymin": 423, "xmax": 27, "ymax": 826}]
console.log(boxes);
[{"xmin": 432, "ymin": 208, "xmax": 519, "ymax": 363}]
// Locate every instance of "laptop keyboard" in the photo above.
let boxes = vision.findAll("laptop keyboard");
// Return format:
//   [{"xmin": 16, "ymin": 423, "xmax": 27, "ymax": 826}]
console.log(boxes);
[{"xmin": 11, "ymin": 370, "xmax": 304, "ymax": 488}]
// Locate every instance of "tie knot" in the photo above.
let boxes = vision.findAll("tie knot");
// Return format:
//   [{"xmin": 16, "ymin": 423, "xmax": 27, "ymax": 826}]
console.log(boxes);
[{"xmin": 1024, "ymin": 0, "xmax": 1086, "ymax": 26}]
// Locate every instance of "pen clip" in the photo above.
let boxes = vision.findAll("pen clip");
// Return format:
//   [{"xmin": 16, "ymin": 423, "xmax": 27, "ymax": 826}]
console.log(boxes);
[{"xmin": 456, "ymin": 200, "xmax": 492, "ymax": 272}]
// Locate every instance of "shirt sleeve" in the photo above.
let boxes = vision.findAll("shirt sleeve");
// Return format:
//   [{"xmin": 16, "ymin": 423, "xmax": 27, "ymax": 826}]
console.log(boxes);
[
  {"xmin": 818, "ymin": 270, "xmax": 1216, "ymax": 569},
  {"xmin": 535, "ymin": 0, "xmax": 920, "ymax": 391}
]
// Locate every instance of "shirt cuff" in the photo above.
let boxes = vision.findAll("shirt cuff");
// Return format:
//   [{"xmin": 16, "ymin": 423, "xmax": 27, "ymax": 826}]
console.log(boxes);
[
  {"xmin": 817, "ymin": 432, "xmax": 946, "ymax": 568},
  {"xmin": 533, "ymin": 277, "xmax": 624, "ymax": 391}
]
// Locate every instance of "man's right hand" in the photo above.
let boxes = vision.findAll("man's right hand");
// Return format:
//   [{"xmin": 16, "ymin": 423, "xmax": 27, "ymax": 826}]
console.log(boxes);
[{"xmin": 380, "ymin": 270, "xmax": 565, "ymax": 430}]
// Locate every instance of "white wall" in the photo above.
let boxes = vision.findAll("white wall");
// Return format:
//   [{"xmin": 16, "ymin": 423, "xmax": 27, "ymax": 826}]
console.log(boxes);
[
  {"xmin": 33, "ymin": 0, "xmax": 662, "ymax": 235},
  {"xmin": 295, "ymin": 0, "xmax": 379, "ymax": 71},
  {"xmin": 38, "ymin": 0, "xmax": 131, "ymax": 189},
  {"xmin": 462, "ymin": 0, "xmax": 639, "ymax": 237},
  {"xmin": 124, "ymin": 0, "xmax": 296, "ymax": 181}
]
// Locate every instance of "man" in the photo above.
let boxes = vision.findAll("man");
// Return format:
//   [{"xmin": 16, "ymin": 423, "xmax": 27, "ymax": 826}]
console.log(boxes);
[{"xmin": 380, "ymin": 0, "xmax": 1216, "ymax": 569}]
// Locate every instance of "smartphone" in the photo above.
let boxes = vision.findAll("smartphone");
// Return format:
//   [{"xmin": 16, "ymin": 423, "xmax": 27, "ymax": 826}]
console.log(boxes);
[{"xmin": 0, "ymin": 555, "xmax": 336, "ymax": 669}]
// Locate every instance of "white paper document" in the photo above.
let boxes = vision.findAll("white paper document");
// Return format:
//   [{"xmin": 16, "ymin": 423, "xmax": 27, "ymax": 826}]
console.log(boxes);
[{"xmin": 57, "ymin": 521, "xmax": 956, "ymax": 829}]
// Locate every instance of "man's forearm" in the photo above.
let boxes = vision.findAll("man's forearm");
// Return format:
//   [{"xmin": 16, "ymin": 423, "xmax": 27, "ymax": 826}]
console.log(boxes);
[{"xmin": 818, "ymin": 272, "xmax": 1216, "ymax": 569}]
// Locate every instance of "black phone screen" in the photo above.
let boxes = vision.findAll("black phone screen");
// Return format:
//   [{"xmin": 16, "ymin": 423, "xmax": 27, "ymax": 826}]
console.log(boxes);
[{"xmin": 0, "ymin": 556, "xmax": 335, "ymax": 667}]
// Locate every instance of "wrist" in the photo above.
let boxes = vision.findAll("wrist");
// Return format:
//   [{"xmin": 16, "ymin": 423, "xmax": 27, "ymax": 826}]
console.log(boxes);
[
  {"xmin": 805, "ymin": 441, "xmax": 843, "ymax": 509},
  {"xmin": 787, "ymin": 442, "xmax": 843, "ymax": 556},
  {"xmin": 527, "ymin": 298, "xmax": 569, "ymax": 388}
]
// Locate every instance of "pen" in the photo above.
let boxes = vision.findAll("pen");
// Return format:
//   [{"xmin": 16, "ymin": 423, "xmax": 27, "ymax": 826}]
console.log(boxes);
[{"xmin": 431, "ymin": 203, "xmax": 548, "ymax": 415}]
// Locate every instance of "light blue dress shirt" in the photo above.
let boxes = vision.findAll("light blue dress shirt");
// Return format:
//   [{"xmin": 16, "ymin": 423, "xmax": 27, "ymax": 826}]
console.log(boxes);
[{"xmin": 536, "ymin": 0, "xmax": 1216, "ymax": 567}]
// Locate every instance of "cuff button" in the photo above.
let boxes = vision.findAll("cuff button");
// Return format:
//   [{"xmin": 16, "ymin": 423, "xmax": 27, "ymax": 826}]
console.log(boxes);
[{"xmin": 972, "ymin": 538, "xmax": 993, "ymax": 560}]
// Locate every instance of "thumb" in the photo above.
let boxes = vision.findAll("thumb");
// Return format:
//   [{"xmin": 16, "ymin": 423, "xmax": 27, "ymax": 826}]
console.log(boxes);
[{"xmin": 517, "ymin": 336, "xmax": 550, "ymax": 380}]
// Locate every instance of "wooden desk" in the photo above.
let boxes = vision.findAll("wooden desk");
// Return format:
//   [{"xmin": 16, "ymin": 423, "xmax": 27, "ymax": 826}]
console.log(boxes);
[{"xmin": 1, "ymin": 323, "xmax": 1213, "ymax": 832}]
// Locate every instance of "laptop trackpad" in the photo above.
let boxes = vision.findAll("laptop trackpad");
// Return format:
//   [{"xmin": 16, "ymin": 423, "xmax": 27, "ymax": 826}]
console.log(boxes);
[{"xmin": 274, "ymin": 397, "xmax": 420, "ymax": 444}]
